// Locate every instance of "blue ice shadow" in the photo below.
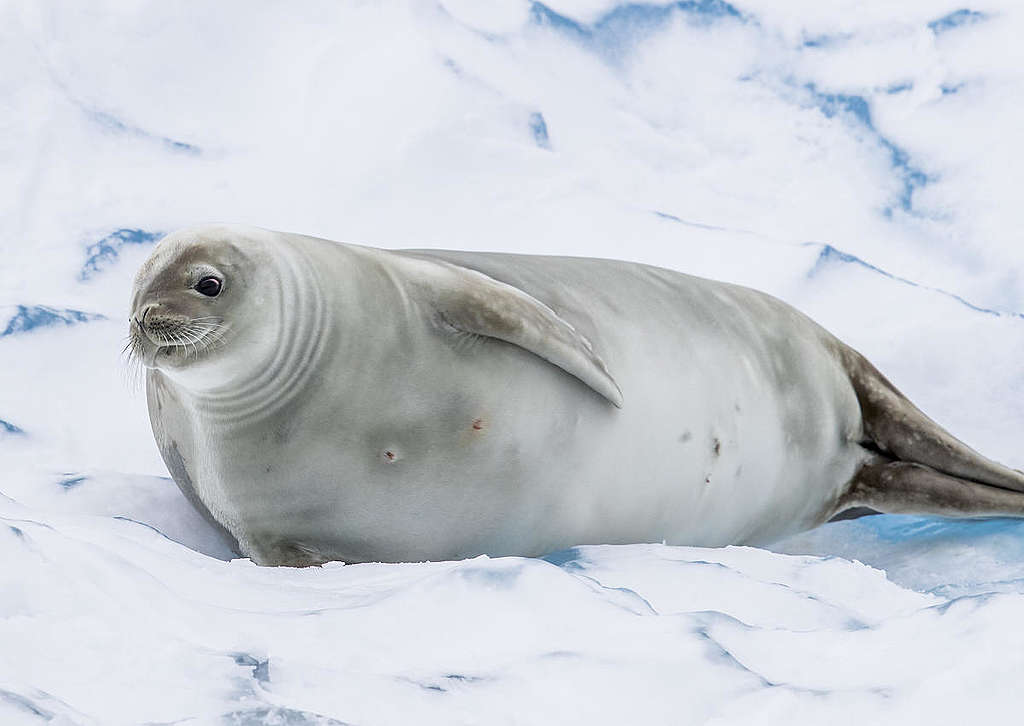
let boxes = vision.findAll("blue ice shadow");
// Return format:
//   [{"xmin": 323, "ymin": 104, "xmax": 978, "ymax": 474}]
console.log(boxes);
[
  {"xmin": 928, "ymin": 9, "xmax": 986, "ymax": 35},
  {"xmin": 58, "ymin": 474, "xmax": 87, "ymax": 490},
  {"xmin": 529, "ymin": 1, "xmax": 745, "ymax": 61},
  {"xmin": 803, "ymin": 83, "xmax": 932, "ymax": 215},
  {"xmin": 85, "ymin": 107, "xmax": 200, "ymax": 155},
  {"xmin": 805, "ymin": 242, "xmax": 1024, "ymax": 320},
  {"xmin": 80, "ymin": 228, "xmax": 163, "ymax": 280},
  {"xmin": 0, "ymin": 419, "xmax": 25, "ymax": 435},
  {"xmin": 528, "ymin": 112, "xmax": 551, "ymax": 149},
  {"xmin": 854, "ymin": 514, "xmax": 1024, "ymax": 544},
  {"xmin": 1, "ymin": 305, "xmax": 106, "ymax": 337}
]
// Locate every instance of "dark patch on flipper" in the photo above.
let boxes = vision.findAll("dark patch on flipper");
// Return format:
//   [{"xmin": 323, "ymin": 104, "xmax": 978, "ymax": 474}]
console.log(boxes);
[
  {"xmin": 842, "ymin": 459, "xmax": 1024, "ymax": 518},
  {"xmin": 840, "ymin": 345, "xmax": 1024, "ymax": 493},
  {"xmin": 828, "ymin": 506, "xmax": 881, "ymax": 522}
]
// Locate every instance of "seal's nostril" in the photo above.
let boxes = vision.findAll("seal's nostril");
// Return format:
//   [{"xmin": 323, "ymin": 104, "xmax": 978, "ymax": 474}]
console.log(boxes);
[{"xmin": 131, "ymin": 306, "xmax": 153, "ymax": 332}]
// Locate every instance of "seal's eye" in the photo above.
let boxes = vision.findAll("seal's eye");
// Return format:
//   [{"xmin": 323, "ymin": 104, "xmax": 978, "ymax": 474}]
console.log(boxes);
[{"xmin": 195, "ymin": 276, "xmax": 222, "ymax": 297}]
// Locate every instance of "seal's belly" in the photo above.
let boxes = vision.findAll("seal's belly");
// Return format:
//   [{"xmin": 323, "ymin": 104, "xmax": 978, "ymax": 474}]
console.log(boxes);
[{"xmin": 218, "ymin": 401, "xmax": 859, "ymax": 565}]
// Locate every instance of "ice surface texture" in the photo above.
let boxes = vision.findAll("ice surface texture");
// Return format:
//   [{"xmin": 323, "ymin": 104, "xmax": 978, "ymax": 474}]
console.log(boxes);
[{"xmin": 2, "ymin": 1, "xmax": 1024, "ymax": 723}]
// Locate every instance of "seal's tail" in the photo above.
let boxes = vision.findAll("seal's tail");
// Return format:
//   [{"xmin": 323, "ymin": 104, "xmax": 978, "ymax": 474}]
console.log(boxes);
[{"xmin": 835, "ymin": 346, "xmax": 1024, "ymax": 519}]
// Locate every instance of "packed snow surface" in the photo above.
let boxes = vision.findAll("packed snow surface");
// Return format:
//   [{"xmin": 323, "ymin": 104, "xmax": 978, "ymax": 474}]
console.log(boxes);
[{"xmin": 3, "ymin": 1, "xmax": 1024, "ymax": 723}]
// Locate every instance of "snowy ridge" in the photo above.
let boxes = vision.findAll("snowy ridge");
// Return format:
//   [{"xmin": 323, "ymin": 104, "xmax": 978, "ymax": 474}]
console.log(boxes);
[
  {"xmin": 0, "ymin": 419, "xmax": 25, "ymax": 436},
  {"xmin": 927, "ymin": 8, "xmax": 987, "ymax": 35},
  {"xmin": 4, "ymin": 0, "xmax": 1024, "ymax": 723},
  {"xmin": 5, "ymin": 485, "xmax": 1024, "ymax": 723},
  {"xmin": 81, "ymin": 104, "xmax": 201, "ymax": 157},
  {"xmin": 528, "ymin": 0, "xmax": 746, "ymax": 61},
  {"xmin": 806, "ymin": 243, "xmax": 1024, "ymax": 319},
  {"xmin": 79, "ymin": 228, "xmax": 164, "ymax": 281},
  {"xmin": 0, "ymin": 305, "xmax": 106, "ymax": 337}
]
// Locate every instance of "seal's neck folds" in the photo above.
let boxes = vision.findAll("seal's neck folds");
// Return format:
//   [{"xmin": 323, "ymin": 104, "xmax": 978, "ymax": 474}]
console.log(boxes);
[{"xmin": 179, "ymin": 243, "xmax": 329, "ymax": 425}]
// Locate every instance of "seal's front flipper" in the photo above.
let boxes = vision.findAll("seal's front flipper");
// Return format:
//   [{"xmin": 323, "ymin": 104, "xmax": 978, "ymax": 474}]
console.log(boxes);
[
  {"xmin": 398, "ymin": 256, "xmax": 624, "ymax": 407},
  {"xmin": 842, "ymin": 459, "xmax": 1024, "ymax": 518}
]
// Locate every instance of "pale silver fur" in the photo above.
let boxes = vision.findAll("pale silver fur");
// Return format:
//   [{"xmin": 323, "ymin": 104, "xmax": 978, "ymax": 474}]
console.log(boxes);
[{"xmin": 132, "ymin": 225, "xmax": 877, "ymax": 565}]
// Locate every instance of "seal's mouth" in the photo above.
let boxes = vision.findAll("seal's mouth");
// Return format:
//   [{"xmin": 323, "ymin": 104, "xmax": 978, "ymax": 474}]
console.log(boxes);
[{"xmin": 124, "ymin": 315, "xmax": 229, "ymax": 371}]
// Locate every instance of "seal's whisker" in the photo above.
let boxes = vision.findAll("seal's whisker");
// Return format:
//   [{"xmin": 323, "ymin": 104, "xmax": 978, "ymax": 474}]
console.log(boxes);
[
  {"xmin": 180, "ymin": 324, "xmax": 219, "ymax": 359},
  {"xmin": 166, "ymin": 329, "xmax": 189, "ymax": 357},
  {"xmin": 181, "ymin": 328, "xmax": 201, "ymax": 360},
  {"xmin": 200, "ymin": 324, "xmax": 229, "ymax": 341},
  {"xmin": 120, "ymin": 329, "xmax": 146, "ymax": 394},
  {"xmin": 128, "ymin": 361, "xmax": 145, "ymax": 393},
  {"xmin": 197, "ymin": 328, "xmax": 228, "ymax": 353},
  {"xmin": 184, "ymin": 330, "xmax": 201, "ymax": 360},
  {"xmin": 186, "ymin": 320, "xmax": 231, "ymax": 356},
  {"xmin": 136, "ymin": 317, "xmax": 233, "ymax": 363},
  {"xmin": 185, "ymin": 327, "xmax": 220, "ymax": 343},
  {"xmin": 188, "ymin": 317, "xmax": 227, "ymax": 327}
]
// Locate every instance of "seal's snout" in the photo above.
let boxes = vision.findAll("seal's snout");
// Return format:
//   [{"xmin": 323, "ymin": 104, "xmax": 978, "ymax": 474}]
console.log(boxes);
[
  {"xmin": 127, "ymin": 298, "xmax": 230, "ymax": 371},
  {"xmin": 139, "ymin": 308, "xmax": 192, "ymax": 346},
  {"xmin": 134, "ymin": 303, "xmax": 164, "ymax": 345}
]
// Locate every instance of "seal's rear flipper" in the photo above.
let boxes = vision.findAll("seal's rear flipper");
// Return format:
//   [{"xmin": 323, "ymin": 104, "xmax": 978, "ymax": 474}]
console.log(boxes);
[
  {"xmin": 842, "ymin": 460, "xmax": 1024, "ymax": 518},
  {"xmin": 841, "ymin": 346, "xmax": 1024, "ymax": 493}
]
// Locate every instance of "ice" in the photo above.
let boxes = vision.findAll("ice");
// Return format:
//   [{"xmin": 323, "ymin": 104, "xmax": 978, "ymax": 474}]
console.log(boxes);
[{"xmin": 3, "ymin": 1, "xmax": 1024, "ymax": 723}]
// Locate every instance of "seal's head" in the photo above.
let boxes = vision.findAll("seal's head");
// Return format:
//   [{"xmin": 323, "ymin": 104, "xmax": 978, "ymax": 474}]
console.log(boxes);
[{"xmin": 128, "ymin": 225, "xmax": 281, "ymax": 390}]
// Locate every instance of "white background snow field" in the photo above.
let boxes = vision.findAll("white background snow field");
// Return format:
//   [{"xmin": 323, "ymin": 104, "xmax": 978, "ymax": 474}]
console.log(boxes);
[{"xmin": 2, "ymin": 1, "xmax": 1024, "ymax": 723}]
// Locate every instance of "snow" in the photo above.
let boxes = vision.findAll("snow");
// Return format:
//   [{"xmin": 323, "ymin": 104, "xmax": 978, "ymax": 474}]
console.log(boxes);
[{"xmin": 3, "ymin": 0, "xmax": 1024, "ymax": 722}]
